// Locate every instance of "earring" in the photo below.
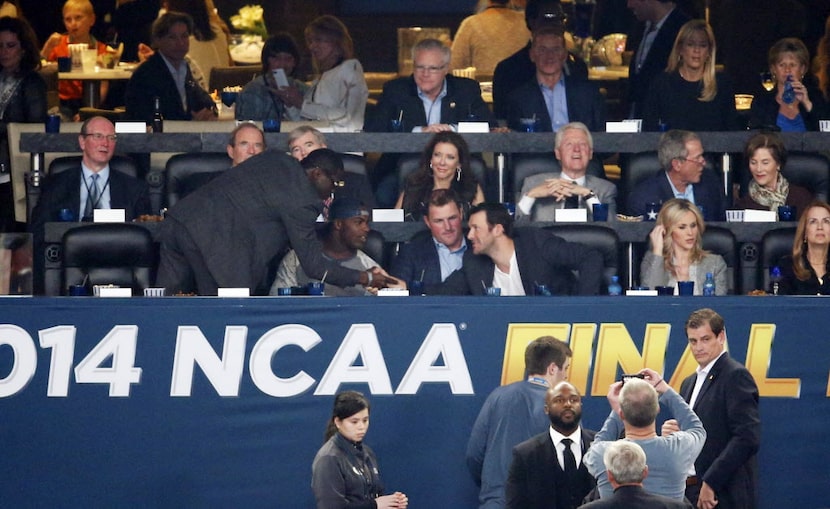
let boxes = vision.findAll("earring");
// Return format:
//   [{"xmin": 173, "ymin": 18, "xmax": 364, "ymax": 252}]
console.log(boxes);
[
  {"xmin": 456, "ymin": 167, "xmax": 462, "ymax": 182},
  {"xmin": 429, "ymin": 162, "xmax": 434, "ymax": 176}
]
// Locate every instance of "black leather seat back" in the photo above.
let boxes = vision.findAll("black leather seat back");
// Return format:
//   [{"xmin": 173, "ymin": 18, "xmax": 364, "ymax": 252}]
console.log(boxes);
[{"xmin": 165, "ymin": 153, "xmax": 230, "ymax": 208}]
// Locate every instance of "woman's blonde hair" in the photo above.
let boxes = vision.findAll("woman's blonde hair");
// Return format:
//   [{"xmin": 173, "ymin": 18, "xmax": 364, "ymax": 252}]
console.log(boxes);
[
  {"xmin": 304, "ymin": 15, "xmax": 354, "ymax": 73},
  {"xmin": 792, "ymin": 201, "xmax": 830, "ymax": 281},
  {"xmin": 667, "ymin": 20, "xmax": 717, "ymax": 102},
  {"xmin": 656, "ymin": 198, "xmax": 709, "ymax": 275}
]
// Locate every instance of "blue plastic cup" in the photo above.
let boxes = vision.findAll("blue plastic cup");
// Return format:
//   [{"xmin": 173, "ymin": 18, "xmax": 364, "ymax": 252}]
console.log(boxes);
[
  {"xmin": 503, "ymin": 202, "xmax": 516, "ymax": 217},
  {"xmin": 263, "ymin": 118, "xmax": 281, "ymax": 133},
  {"xmin": 677, "ymin": 281, "xmax": 695, "ymax": 296},
  {"xmin": 307, "ymin": 281, "xmax": 325, "ymax": 296},
  {"xmin": 57, "ymin": 56, "xmax": 72, "ymax": 72},
  {"xmin": 486, "ymin": 287, "xmax": 501, "ymax": 297},
  {"xmin": 390, "ymin": 119, "xmax": 404, "ymax": 132},
  {"xmin": 276, "ymin": 287, "xmax": 292, "ymax": 296},
  {"xmin": 519, "ymin": 118, "xmax": 538, "ymax": 132},
  {"xmin": 409, "ymin": 280, "xmax": 424, "ymax": 295},
  {"xmin": 58, "ymin": 208, "xmax": 76, "ymax": 222},
  {"xmin": 656, "ymin": 285, "xmax": 674, "ymax": 296},
  {"xmin": 592, "ymin": 203, "xmax": 609, "ymax": 222},
  {"xmin": 69, "ymin": 284, "xmax": 87, "ymax": 296},
  {"xmin": 45, "ymin": 114, "xmax": 61, "ymax": 133},
  {"xmin": 778, "ymin": 205, "xmax": 796, "ymax": 221},
  {"xmin": 533, "ymin": 283, "xmax": 551, "ymax": 296}
]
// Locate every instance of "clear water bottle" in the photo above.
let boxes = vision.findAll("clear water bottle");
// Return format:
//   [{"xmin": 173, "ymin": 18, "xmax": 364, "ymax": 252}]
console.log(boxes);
[
  {"xmin": 770, "ymin": 266, "xmax": 782, "ymax": 295},
  {"xmin": 782, "ymin": 75, "xmax": 796, "ymax": 104},
  {"xmin": 703, "ymin": 272, "xmax": 716, "ymax": 296},
  {"xmin": 608, "ymin": 275, "xmax": 622, "ymax": 296}
]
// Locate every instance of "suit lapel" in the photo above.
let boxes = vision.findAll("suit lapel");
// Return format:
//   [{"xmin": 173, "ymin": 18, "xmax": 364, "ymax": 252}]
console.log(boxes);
[
  {"xmin": 694, "ymin": 352, "xmax": 728, "ymax": 408},
  {"xmin": 531, "ymin": 85, "xmax": 552, "ymax": 131}
]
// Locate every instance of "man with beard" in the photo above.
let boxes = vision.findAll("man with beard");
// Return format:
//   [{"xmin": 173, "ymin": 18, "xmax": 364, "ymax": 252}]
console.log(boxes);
[
  {"xmin": 504, "ymin": 381, "xmax": 596, "ymax": 509},
  {"xmin": 584, "ymin": 369, "xmax": 705, "ymax": 502},
  {"xmin": 466, "ymin": 336, "xmax": 572, "ymax": 509}
]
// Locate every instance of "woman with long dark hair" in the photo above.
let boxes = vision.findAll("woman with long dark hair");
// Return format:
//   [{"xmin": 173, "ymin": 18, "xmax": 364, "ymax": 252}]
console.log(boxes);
[{"xmin": 778, "ymin": 201, "xmax": 830, "ymax": 295}]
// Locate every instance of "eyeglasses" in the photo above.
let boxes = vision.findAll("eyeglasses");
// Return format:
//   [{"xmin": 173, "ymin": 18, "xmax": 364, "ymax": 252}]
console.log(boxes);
[
  {"xmin": 83, "ymin": 133, "xmax": 118, "ymax": 142},
  {"xmin": 414, "ymin": 64, "xmax": 447, "ymax": 75},
  {"xmin": 679, "ymin": 155, "xmax": 706, "ymax": 165}
]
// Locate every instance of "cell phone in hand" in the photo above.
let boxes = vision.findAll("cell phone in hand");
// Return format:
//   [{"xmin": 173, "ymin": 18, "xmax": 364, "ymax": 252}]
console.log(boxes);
[
  {"xmin": 272, "ymin": 68, "xmax": 289, "ymax": 88},
  {"xmin": 621, "ymin": 373, "xmax": 645, "ymax": 383}
]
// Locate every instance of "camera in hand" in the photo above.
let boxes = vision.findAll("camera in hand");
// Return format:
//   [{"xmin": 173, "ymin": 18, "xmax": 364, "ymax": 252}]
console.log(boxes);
[{"xmin": 621, "ymin": 373, "xmax": 645, "ymax": 383}]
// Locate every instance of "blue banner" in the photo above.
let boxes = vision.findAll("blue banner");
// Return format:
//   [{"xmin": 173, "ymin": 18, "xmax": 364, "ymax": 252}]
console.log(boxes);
[{"xmin": 0, "ymin": 297, "xmax": 827, "ymax": 508}]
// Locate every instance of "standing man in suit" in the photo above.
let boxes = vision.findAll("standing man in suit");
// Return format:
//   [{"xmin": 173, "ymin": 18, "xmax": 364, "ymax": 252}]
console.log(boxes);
[
  {"xmin": 625, "ymin": 0, "xmax": 690, "ymax": 118},
  {"xmin": 391, "ymin": 189, "xmax": 466, "ymax": 286},
  {"xmin": 627, "ymin": 130, "xmax": 725, "ymax": 221},
  {"xmin": 504, "ymin": 381, "xmax": 596, "ymax": 509},
  {"xmin": 678, "ymin": 308, "xmax": 760, "ymax": 509},
  {"xmin": 581, "ymin": 441, "xmax": 693, "ymax": 509},
  {"xmin": 125, "ymin": 11, "xmax": 217, "ymax": 124},
  {"xmin": 516, "ymin": 122, "xmax": 617, "ymax": 221},
  {"xmin": 506, "ymin": 25, "xmax": 605, "ymax": 133},
  {"xmin": 29, "ymin": 116, "xmax": 151, "ymax": 294},
  {"xmin": 467, "ymin": 336, "xmax": 573, "ymax": 509},
  {"xmin": 428, "ymin": 202, "xmax": 603, "ymax": 295}
]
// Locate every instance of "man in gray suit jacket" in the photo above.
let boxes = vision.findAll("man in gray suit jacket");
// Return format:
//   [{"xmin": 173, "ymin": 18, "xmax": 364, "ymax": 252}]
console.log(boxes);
[{"xmin": 516, "ymin": 122, "xmax": 617, "ymax": 222}]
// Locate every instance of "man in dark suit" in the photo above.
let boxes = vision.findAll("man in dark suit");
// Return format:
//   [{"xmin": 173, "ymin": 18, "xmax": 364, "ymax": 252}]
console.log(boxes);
[
  {"xmin": 678, "ymin": 308, "xmax": 760, "ymax": 509},
  {"xmin": 391, "ymin": 189, "xmax": 466, "ymax": 286},
  {"xmin": 125, "ymin": 11, "xmax": 216, "ymax": 124},
  {"xmin": 581, "ymin": 441, "xmax": 692, "ymax": 509},
  {"xmin": 506, "ymin": 25, "xmax": 605, "ymax": 133},
  {"xmin": 156, "ymin": 150, "xmax": 394, "ymax": 296},
  {"xmin": 427, "ymin": 202, "xmax": 603, "ymax": 296},
  {"xmin": 29, "ymin": 116, "xmax": 151, "ymax": 294},
  {"xmin": 505, "ymin": 381, "xmax": 596, "ymax": 509},
  {"xmin": 627, "ymin": 130, "xmax": 725, "ymax": 221},
  {"xmin": 625, "ymin": 0, "xmax": 690, "ymax": 118}
]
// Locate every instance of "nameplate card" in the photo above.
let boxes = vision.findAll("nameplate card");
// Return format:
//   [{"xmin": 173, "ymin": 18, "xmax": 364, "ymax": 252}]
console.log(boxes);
[
  {"xmin": 555, "ymin": 208, "xmax": 588, "ymax": 222},
  {"xmin": 457, "ymin": 121, "xmax": 490, "ymax": 133},
  {"xmin": 94, "ymin": 209, "xmax": 125, "ymax": 223},
  {"xmin": 820, "ymin": 120, "xmax": 830, "ymax": 132},
  {"xmin": 743, "ymin": 209, "xmax": 777, "ymax": 222},
  {"xmin": 606, "ymin": 119, "xmax": 641, "ymax": 133},
  {"xmin": 115, "ymin": 121, "xmax": 148, "ymax": 133},
  {"xmin": 217, "ymin": 288, "xmax": 250, "ymax": 297},
  {"xmin": 625, "ymin": 289, "xmax": 659, "ymax": 296},
  {"xmin": 378, "ymin": 288, "xmax": 409, "ymax": 297},
  {"xmin": 98, "ymin": 287, "xmax": 132, "ymax": 297},
  {"xmin": 372, "ymin": 209, "xmax": 404, "ymax": 222}
]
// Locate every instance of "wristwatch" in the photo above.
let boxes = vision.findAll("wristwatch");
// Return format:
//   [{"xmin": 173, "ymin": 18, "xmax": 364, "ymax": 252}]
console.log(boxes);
[{"xmin": 585, "ymin": 190, "xmax": 596, "ymax": 199}]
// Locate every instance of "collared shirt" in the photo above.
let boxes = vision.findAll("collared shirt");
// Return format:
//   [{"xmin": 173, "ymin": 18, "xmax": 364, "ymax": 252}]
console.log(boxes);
[
  {"xmin": 492, "ymin": 250, "xmax": 526, "ymax": 296},
  {"xmin": 434, "ymin": 237, "xmax": 467, "ymax": 281},
  {"xmin": 79, "ymin": 164, "xmax": 111, "ymax": 219},
  {"xmin": 160, "ymin": 51, "xmax": 189, "ymax": 110},
  {"xmin": 686, "ymin": 349, "xmax": 725, "ymax": 476},
  {"xmin": 664, "ymin": 171, "xmax": 696, "ymax": 203},
  {"xmin": 635, "ymin": 8, "xmax": 674, "ymax": 72},
  {"xmin": 539, "ymin": 76, "xmax": 568, "ymax": 132},
  {"xmin": 549, "ymin": 426, "xmax": 583, "ymax": 470},
  {"xmin": 415, "ymin": 79, "xmax": 448, "ymax": 131}
]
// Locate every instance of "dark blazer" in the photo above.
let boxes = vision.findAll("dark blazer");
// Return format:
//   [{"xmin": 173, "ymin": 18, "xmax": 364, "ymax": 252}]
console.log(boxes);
[
  {"xmin": 778, "ymin": 253, "xmax": 830, "ymax": 295},
  {"xmin": 390, "ymin": 231, "xmax": 445, "ymax": 286},
  {"xmin": 365, "ymin": 74, "xmax": 493, "ymax": 132},
  {"xmin": 1, "ymin": 70, "xmax": 47, "ymax": 167},
  {"xmin": 505, "ymin": 76, "xmax": 606, "ymax": 133},
  {"xmin": 125, "ymin": 52, "xmax": 216, "ymax": 123},
  {"xmin": 505, "ymin": 428, "xmax": 596, "ymax": 509},
  {"xmin": 156, "ymin": 150, "xmax": 364, "ymax": 296},
  {"xmin": 680, "ymin": 353, "xmax": 760, "ymax": 509},
  {"xmin": 492, "ymin": 42, "xmax": 589, "ymax": 121},
  {"xmin": 748, "ymin": 83, "xmax": 828, "ymax": 131},
  {"xmin": 626, "ymin": 8, "xmax": 690, "ymax": 118},
  {"xmin": 579, "ymin": 485, "xmax": 692, "ymax": 509},
  {"xmin": 626, "ymin": 169, "xmax": 726, "ymax": 221},
  {"xmin": 427, "ymin": 227, "xmax": 604, "ymax": 296},
  {"xmin": 338, "ymin": 172, "xmax": 376, "ymax": 209}
]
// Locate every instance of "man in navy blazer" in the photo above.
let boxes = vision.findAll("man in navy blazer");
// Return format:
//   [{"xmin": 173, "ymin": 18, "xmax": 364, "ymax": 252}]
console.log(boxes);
[
  {"xmin": 29, "ymin": 116, "xmax": 151, "ymax": 294},
  {"xmin": 627, "ymin": 130, "xmax": 725, "ymax": 221},
  {"xmin": 391, "ymin": 189, "xmax": 466, "ymax": 286},
  {"xmin": 505, "ymin": 382, "xmax": 596, "ymax": 509},
  {"xmin": 427, "ymin": 202, "xmax": 603, "ymax": 296},
  {"xmin": 506, "ymin": 25, "xmax": 605, "ymax": 133},
  {"xmin": 679, "ymin": 308, "xmax": 760, "ymax": 509}
]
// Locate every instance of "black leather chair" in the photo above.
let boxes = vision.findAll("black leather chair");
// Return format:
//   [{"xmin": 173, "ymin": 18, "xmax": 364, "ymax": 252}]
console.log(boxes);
[
  {"xmin": 760, "ymin": 227, "xmax": 796, "ymax": 292},
  {"xmin": 363, "ymin": 229, "xmax": 388, "ymax": 268},
  {"xmin": 511, "ymin": 153, "xmax": 606, "ymax": 202},
  {"xmin": 342, "ymin": 153, "xmax": 367, "ymax": 176},
  {"xmin": 61, "ymin": 223, "xmax": 155, "ymax": 296},
  {"xmin": 702, "ymin": 225, "xmax": 738, "ymax": 294},
  {"xmin": 208, "ymin": 65, "xmax": 260, "ymax": 92},
  {"xmin": 164, "ymin": 153, "xmax": 230, "ymax": 208},
  {"xmin": 544, "ymin": 224, "xmax": 621, "ymax": 293}
]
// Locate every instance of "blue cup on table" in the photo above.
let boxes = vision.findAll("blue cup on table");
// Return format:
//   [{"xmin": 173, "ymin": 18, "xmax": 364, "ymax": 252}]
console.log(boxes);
[
  {"xmin": 307, "ymin": 281, "xmax": 325, "ymax": 296},
  {"xmin": 263, "ymin": 118, "xmax": 281, "ymax": 133},
  {"xmin": 656, "ymin": 285, "xmax": 674, "ymax": 296},
  {"xmin": 69, "ymin": 284, "xmax": 87, "ymax": 296},
  {"xmin": 677, "ymin": 281, "xmax": 695, "ymax": 296},
  {"xmin": 503, "ymin": 202, "xmax": 516, "ymax": 217},
  {"xmin": 409, "ymin": 280, "xmax": 424, "ymax": 296},
  {"xmin": 592, "ymin": 203, "xmax": 609, "ymax": 222},
  {"xmin": 276, "ymin": 287, "xmax": 292, "ymax": 296},
  {"xmin": 57, "ymin": 56, "xmax": 72, "ymax": 72},
  {"xmin": 45, "ymin": 114, "xmax": 60, "ymax": 133},
  {"xmin": 519, "ymin": 117, "xmax": 539, "ymax": 132},
  {"xmin": 533, "ymin": 283, "xmax": 552, "ymax": 296},
  {"xmin": 485, "ymin": 286, "xmax": 501, "ymax": 297},
  {"xmin": 778, "ymin": 205, "xmax": 796, "ymax": 221},
  {"xmin": 390, "ymin": 118, "xmax": 404, "ymax": 132},
  {"xmin": 58, "ymin": 208, "xmax": 76, "ymax": 222}
]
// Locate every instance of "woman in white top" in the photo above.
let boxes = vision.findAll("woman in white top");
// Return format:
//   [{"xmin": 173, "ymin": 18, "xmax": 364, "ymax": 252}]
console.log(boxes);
[
  {"xmin": 165, "ymin": 0, "xmax": 229, "ymax": 90},
  {"xmin": 298, "ymin": 15, "xmax": 368, "ymax": 132}
]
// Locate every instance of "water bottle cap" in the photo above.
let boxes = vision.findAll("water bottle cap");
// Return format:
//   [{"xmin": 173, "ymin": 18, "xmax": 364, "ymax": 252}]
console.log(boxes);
[
  {"xmin": 706, "ymin": 272, "xmax": 713, "ymax": 277},
  {"xmin": 771, "ymin": 266, "xmax": 781, "ymax": 276},
  {"xmin": 611, "ymin": 276, "xmax": 618, "ymax": 282}
]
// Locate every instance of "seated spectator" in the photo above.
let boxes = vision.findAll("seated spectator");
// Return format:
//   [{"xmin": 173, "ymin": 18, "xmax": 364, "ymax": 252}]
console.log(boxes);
[
  {"xmin": 396, "ymin": 131, "xmax": 484, "ymax": 221},
  {"xmin": 778, "ymin": 201, "xmax": 830, "ymax": 295},
  {"xmin": 492, "ymin": 0, "xmax": 588, "ymax": 121},
  {"xmin": 581, "ymin": 440, "xmax": 693, "ymax": 509},
  {"xmin": 0, "ymin": 16, "xmax": 47, "ymax": 233},
  {"xmin": 236, "ymin": 32, "xmax": 309, "ymax": 122},
  {"xmin": 734, "ymin": 132, "xmax": 812, "ymax": 219},
  {"xmin": 516, "ymin": 122, "xmax": 616, "ymax": 221},
  {"xmin": 749, "ymin": 37, "xmax": 827, "ymax": 131},
  {"xmin": 640, "ymin": 198, "xmax": 727, "ymax": 295},
  {"xmin": 427, "ymin": 202, "xmax": 603, "ymax": 295},
  {"xmin": 643, "ymin": 20, "xmax": 738, "ymax": 132},
  {"xmin": 506, "ymin": 24, "xmax": 605, "ymax": 133},
  {"xmin": 450, "ymin": 0, "xmax": 530, "ymax": 76},
  {"xmin": 298, "ymin": 15, "xmax": 367, "ymax": 132},
  {"xmin": 287, "ymin": 126, "xmax": 374, "ymax": 208},
  {"xmin": 816, "ymin": 17, "xmax": 830, "ymax": 105},
  {"xmin": 391, "ymin": 189, "xmax": 468, "ymax": 285},
  {"xmin": 30, "ymin": 117, "xmax": 151, "ymax": 293},
  {"xmin": 125, "ymin": 11, "xmax": 217, "ymax": 123},
  {"xmin": 165, "ymin": 0, "xmax": 230, "ymax": 90},
  {"xmin": 40, "ymin": 0, "xmax": 108, "ymax": 118},
  {"xmin": 627, "ymin": 129, "xmax": 725, "ymax": 221},
  {"xmin": 270, "ymin": 197, "xmax": 386, "ymax": 296}
]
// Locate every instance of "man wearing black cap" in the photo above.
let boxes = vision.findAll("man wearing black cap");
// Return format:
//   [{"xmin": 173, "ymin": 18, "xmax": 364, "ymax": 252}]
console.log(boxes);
[{"xmin": 269, "ymin": 197, "xmax": 384, "ymax": 296}]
